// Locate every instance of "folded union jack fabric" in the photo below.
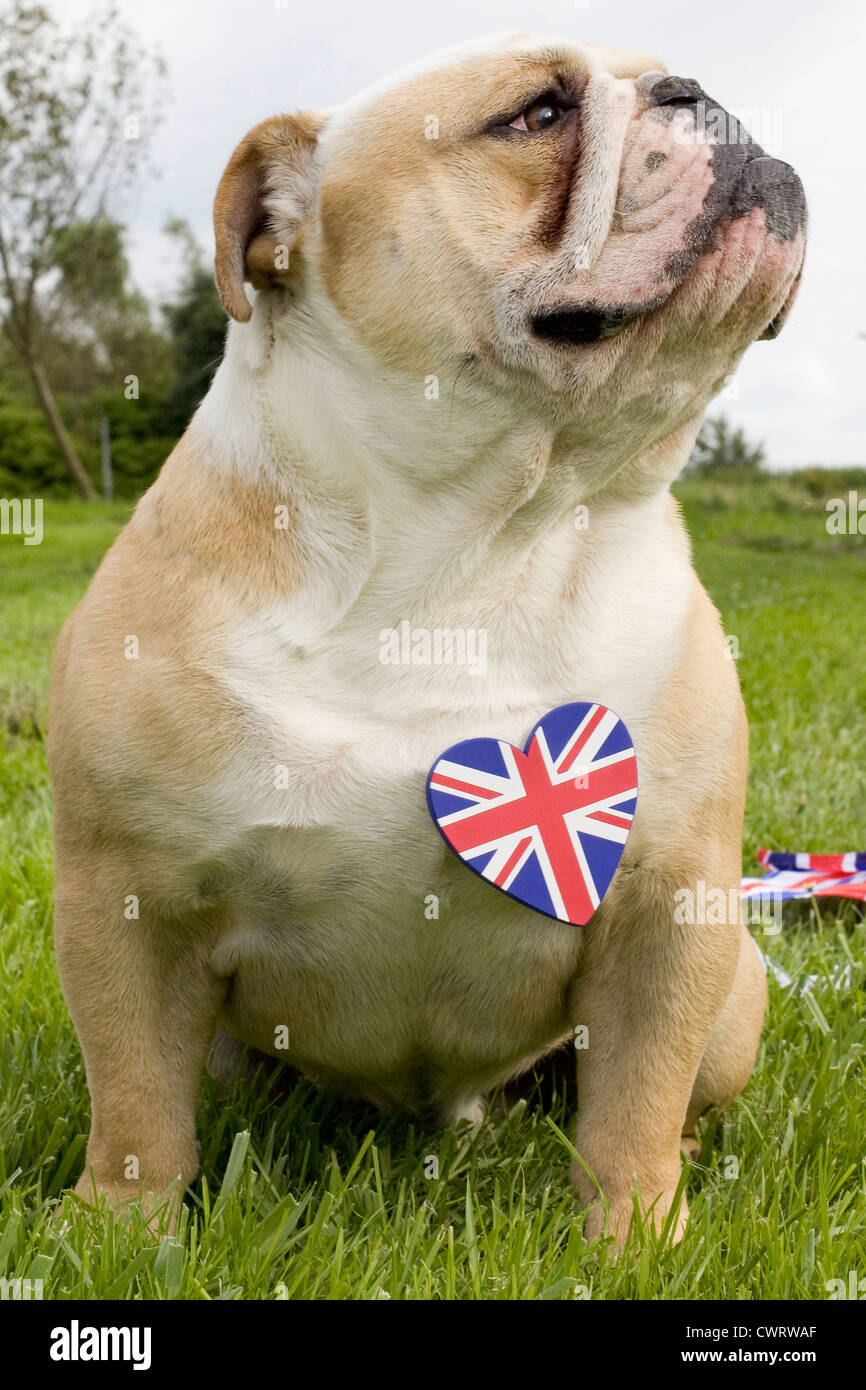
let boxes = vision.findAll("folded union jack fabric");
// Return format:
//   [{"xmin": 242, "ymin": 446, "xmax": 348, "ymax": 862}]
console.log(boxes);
[{"xmin": 740, "ymin": 849, "xmax": 866, "ymax": 902}]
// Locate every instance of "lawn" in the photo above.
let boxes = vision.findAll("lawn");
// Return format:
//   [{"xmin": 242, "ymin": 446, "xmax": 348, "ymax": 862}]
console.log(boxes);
[{"xmin": 0, "ymin": 479, "xmax": 864, "ymax": 1300}]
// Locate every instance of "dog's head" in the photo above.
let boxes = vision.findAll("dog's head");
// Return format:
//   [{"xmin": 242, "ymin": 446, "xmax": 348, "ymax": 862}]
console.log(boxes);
[{"xmin": 214, "ymin": 32, "xmax": 805, "ymax": 444}]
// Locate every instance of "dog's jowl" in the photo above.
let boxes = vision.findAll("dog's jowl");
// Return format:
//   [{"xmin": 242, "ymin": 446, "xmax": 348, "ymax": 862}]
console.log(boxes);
[{"xmin": 49, "ymin": 32, "xmax": 805, "ymax": 1248}]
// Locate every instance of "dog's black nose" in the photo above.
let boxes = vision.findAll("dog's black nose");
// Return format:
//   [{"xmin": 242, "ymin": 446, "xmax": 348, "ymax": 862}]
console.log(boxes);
[
  {"xmin": 648, "ymin": 75, "xmax": 807, "ymax": 247},
  {"xmin": 649, "ymin": 75, "xmax": 706, "ymax": 107},
  {"xmin": 732, "ymin": 155, "xmax": 807, "ymax": 243}
]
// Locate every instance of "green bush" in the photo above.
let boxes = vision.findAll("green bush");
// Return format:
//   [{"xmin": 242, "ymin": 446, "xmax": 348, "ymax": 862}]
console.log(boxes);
[
  {"xmin": 795, "ymin": 466, "xmax": 866, "ymax": 498},
  {"xmin": 107, "ymin": 433, "xmax": 177, "ymax": 493},
  {"xmin": 0, "ymin": 403, "xmax": 79, "ymax": 495},
  {"xmin": 0, "ymin": 396, "xmax": 178, "ymax": 499},
  {"xmin": 72, "ymin": 389, "xmax": 179, "ymax": 495}
]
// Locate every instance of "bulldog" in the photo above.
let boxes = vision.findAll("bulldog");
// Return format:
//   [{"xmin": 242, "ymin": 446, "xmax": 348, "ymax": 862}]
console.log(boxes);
[{"xmin": 49, "ymin": 31, "xmax": 806, "ymax": 1248}]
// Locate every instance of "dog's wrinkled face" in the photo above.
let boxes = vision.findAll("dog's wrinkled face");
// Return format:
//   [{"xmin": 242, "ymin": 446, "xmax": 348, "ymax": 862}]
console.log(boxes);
[{"xmin": 215, "ymin": 32, "xmax": 806, "ymax": 443}]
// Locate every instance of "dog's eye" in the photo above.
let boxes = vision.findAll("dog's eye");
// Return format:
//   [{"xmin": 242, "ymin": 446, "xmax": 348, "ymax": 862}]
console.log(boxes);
[{"xmin": 509, "ymin": 99, "xmax": 565, "ymax": 133}]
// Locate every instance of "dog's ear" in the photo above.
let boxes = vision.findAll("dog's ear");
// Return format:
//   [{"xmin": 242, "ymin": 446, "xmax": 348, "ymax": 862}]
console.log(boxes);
[{"xmin": 213, "ymin": 110, "xmax": 326, "ymax": 322}]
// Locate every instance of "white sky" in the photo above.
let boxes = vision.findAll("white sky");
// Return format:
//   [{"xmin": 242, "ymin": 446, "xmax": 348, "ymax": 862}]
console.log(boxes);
[{"xmin": 55, "ymin": 0, "xmax": 866, "ymax": 466}]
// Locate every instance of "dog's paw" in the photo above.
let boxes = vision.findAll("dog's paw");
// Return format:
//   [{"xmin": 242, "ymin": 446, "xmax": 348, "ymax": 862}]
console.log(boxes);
[
  {"xmin": 73, "ymin": 1170, "xmax": 187, "ymax": 1235},
  {"xmin": 573, "ymin": 1158, "xmax": 689, "ymax": 1253},
  {"xmin": 582, "ymin": 1193, "xmax": 689, "ymax": 1252}
]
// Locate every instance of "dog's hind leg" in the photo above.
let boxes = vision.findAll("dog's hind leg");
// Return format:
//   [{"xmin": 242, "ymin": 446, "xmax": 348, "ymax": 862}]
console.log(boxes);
[
  {"xmin": 207, "ymin": 1028, "xmax": 279, "ymax": 1092},
  {"xmin": 682, "ymin": 921, "xmax": 767, "ymax": 1143},
  {"xmin": 207, "ymin": 1027, "xmax": 302, "ymax": 1098}
]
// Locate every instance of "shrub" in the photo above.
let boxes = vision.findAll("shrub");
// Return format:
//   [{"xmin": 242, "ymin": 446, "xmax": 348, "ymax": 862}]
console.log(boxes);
[
  {"xmin": 688, "ymin": 416, "xmax": 767, "ymax": 474},
  {"xmin": 0, "ymin": 403, "xmax": 82, "ymax": 495}
]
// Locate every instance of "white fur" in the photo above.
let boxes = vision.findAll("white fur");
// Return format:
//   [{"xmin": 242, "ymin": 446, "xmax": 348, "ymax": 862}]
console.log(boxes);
[
  {"xmin": 187, "ymin": 268, "xmax": 694, "ymax": 1109},
  {"xmin": 177, "ymin": 38, "xmax": 741, "ymax": 1112}
]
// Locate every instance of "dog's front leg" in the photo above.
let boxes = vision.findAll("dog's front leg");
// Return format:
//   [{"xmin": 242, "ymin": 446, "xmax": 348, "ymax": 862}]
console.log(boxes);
[
  {"xmin": 568, "ymin": 867, "xmax": 740, "ymax": 1249},
  {"xmin": 54, "ymin": 859, "xmax": 225, "ymax": 1221}
]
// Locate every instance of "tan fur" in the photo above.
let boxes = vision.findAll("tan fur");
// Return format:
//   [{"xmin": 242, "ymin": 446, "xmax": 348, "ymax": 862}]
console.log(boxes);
[{"xmin": 47, "ymin": 32, "xmax": 800, "ymax": 1248}]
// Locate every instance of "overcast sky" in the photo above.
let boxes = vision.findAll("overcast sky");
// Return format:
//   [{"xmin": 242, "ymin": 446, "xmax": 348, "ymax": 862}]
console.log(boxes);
[{"xmin": 56, "ymin": 0, "xmax": 866, "ymax": 466}]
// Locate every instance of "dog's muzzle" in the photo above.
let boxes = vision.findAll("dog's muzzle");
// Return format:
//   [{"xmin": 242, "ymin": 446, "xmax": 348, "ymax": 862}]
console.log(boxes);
[
  {"xmin": 649, "ymin": 75, "xmax": 806, "ymax": 341},
  {"xmin": 531, "ymin": 73, "xmax": 807, "ymax": 347},
  {"xmin": 650, "ymin": 77, "xmax": 806, "ymax": 249}
]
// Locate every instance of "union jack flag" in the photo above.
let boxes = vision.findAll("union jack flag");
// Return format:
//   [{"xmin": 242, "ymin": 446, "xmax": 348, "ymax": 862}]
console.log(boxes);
[
  {"xmin": 426, "ymin": 702, "xmax": 638, "ymax": 926},
  {"xmin": 741, "ymin": 848, "xmax": 866, "ymax": 902}
]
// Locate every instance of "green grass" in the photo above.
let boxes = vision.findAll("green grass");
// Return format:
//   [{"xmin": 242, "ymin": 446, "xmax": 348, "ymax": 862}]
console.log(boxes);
[{"xmin": 1, "ymin": 481, "xmax": 864, "ymax": 1300}]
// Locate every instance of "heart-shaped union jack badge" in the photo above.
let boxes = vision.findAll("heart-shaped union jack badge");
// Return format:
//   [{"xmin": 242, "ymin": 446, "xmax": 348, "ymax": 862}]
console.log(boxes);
[{"xmin": 426, "ymin": 702, "xmax": 637, "ymax": 926}]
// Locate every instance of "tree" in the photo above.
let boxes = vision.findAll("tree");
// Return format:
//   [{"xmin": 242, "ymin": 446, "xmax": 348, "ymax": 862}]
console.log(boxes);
[
  {"xmin": 0, "ymin": 3, "xmax": 166, "ymax": 497},
  {"xmin": 46, "ymin": 216, "xmax": 173, "ymax": 415},
  {"xmin": 160, "ymin": 218, "xmax": 227, "ymax": 432},
  {"xmin": 687, "ymin": 416, "xmax": 767, "ymax": 474}
]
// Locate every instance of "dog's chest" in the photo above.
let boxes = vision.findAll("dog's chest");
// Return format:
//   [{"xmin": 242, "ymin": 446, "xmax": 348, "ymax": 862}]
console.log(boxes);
[
  {"xmin": 203, "ymin": 531, "xmax": 688, "ymax": 1106},
  {"xmin": 208, "ymin": 642, "xmax": 586, "ymax": 1103}
]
